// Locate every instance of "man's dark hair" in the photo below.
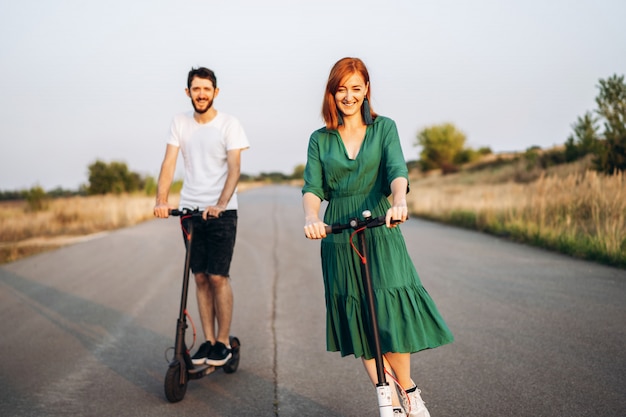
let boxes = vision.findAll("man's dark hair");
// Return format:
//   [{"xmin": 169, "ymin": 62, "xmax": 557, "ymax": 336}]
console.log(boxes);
[{"xmin": 187, "ymin": 67, "xmax": 217, "ymax": 89}]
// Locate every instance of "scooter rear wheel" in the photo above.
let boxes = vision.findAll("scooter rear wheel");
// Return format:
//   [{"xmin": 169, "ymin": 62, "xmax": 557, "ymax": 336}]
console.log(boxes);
[{"xmin": 164, "ymin": 363, "xmax": 188, "ymax": 402}]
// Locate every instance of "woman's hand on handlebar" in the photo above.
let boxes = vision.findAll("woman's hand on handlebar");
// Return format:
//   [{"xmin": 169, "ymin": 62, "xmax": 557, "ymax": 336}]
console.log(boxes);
[
  {"xmin": 386, "ymin": 204, "xmax": 408, "ymax": 228},
  {"xmin": 304, "ymin": 216, "xmax": 327, "ymax": 240},
  {"xmin": 154, "ymin": 202, "xmax": 172, "ymax": 218}
]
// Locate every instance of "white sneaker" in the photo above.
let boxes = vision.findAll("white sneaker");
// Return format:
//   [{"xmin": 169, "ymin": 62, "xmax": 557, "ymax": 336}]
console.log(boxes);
[
  {"xmin": 403, "ymin": 382, "xmax": 430, "ymax": 417},
  {"xmin": 393, "ymin": 407, "xmax": 407, "ymax": 416}
]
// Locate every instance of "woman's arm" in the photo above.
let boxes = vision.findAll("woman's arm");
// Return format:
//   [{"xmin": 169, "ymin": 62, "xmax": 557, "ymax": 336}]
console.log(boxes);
[
  {"xmin": 386, "ymin": 177, "xmax": 409, "ymax": 227},
  {"xmin": 303, "ymin": 192, "xmax": 327, "ymax": 239}
]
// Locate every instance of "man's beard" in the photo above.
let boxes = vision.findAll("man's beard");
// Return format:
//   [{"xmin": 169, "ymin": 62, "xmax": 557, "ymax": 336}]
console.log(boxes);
[{"xmin": 191, "ymin": 97, "xmax": 214, "ymax": 114}]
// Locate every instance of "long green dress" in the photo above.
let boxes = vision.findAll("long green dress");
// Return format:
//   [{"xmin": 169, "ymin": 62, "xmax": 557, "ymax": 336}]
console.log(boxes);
[{"xmin": 302, "ymin": 116, "xmax": 454, "ymax": 359}]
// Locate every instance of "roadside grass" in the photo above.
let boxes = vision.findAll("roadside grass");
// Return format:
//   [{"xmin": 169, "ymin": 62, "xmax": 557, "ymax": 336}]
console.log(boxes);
[
  {"xmin": 0, "ymin": 193, "xmax": 164, "ymax": 264},
  {"xmin": 0, "ymin": 182, "xmax": 265, "ymax": 265},
  {"xmin": 409, "ymin": 163, "xmax": 626, "ymax": 268}
]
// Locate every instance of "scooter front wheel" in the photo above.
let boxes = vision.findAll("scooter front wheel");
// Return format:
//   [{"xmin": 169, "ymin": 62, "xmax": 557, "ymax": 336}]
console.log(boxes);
[{"xmin": 164, "ymin": 363, "xmax": 188, "ymax": 402}]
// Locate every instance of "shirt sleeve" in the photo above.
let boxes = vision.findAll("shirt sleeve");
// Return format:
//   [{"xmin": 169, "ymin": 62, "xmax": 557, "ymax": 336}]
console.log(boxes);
[
  {"xmin": 302, "ymin": 132, "xmax": 326, "ymax": 201},
  {"xmin": 381, "ymin": 118, "xmax": 409, "ymax": 193},
  {"xmin": 167, "ymin": 116, "xmax": 181, "ymax": 147},
  {"xmin": 225, "ymin": 117, "xmax": 250, "ymax": 151}
]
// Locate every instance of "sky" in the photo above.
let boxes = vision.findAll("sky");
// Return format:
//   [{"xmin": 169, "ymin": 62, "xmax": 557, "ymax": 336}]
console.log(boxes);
[{"xmin": 1, "ymin": 0, "xmax": 625, "ymax": 191}]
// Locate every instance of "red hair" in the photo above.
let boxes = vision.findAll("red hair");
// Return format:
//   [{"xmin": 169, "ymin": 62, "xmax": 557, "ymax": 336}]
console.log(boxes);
[{"xmin": 322, "ymin": 57, "xmax": 377, "ymax": 130}]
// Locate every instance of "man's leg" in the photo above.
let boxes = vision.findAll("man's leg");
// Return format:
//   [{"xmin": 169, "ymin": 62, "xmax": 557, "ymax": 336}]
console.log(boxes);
[
  {"xmin": 208, "ymin": 273, "xmax": 233, "ymax": 345},
  {"xmin": 203, "ymin": 211, "xmax": 237, "ymax": 366},
  {"xmin": 191, "ymin": 272, "xmax": 216, "ymax": 365},
  {"xmin": 203, "ymin": 273, "xmax": 233, "ymax": 366},
  {"xmin": 195, "ymin": 272, "xmax": 216, "ymax": 343}
]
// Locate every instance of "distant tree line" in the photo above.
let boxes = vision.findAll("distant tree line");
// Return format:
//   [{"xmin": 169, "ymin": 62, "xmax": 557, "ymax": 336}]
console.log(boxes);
[
  {"xmin": 0, "ymin": 161, "xmax": 307, "ymax": 202},
  {"xmin": 85, "ymin": 160, "xmax": 306, "ymax": 195},
  {"xmin": 243, "ymin": 164, "xmax": 305, "ymax": 183},
  {"xmin": 0, "ymin": 186, "xmax": 83, "ymax": 203}
]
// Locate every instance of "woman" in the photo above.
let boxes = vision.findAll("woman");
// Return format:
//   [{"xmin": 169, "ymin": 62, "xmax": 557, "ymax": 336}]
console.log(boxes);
[{"xmin": 302, "ymin": 57, "xmax": 454, "ymax": 417}]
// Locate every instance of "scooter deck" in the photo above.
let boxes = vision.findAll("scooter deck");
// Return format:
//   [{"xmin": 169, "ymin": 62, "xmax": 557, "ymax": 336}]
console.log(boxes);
[
  {"xmin": 188, "ymin": 364, "xmax": 217, "ymax": 378},
  {"xmin": 184, "ymin": 335, "xmax": 241, "ymax": 380}
]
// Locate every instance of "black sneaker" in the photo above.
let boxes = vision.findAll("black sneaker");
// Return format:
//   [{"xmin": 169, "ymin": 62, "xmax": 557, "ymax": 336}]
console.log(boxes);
[
  {"xmin": 191, "ymin": 341, "xmax": 213, "ymax": 365},
  {"xmin": 205, "ymin": 341, "xmax": 232, "ymax": 366}
]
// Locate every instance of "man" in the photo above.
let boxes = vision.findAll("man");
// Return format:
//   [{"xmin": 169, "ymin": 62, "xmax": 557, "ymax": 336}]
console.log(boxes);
[{"xmin": 154, "ymin": 67, "xmax": 249, "ymax": 366}]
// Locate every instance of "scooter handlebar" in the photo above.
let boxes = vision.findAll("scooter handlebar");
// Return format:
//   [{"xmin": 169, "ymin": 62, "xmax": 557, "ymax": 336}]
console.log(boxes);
[
  {"xmin": 324, "ymin": 215, "xmax": 400, "ymax": 235},
  {"xmin": 169, "ymin": 208, "xmax": 202, "ymax": 217},
  {"xmin": 168, "ymin": 208, "xmax": 222, "ymax": 218}
]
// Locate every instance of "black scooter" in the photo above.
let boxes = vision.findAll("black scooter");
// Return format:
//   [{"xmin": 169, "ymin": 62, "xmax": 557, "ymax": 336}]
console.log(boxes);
[
  {"xmin": 324, "ymin": 210, "xmax": 401, "ymax": 417},
  {"xmin": 163, "ymin": 208, "xmax": 241, "ymax": 403}
]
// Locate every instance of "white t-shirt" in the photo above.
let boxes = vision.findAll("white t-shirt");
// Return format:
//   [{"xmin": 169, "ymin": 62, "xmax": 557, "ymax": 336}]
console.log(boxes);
[{"xmin": 167, "ymin": 111, "xmax": 250, "ymax": 210}]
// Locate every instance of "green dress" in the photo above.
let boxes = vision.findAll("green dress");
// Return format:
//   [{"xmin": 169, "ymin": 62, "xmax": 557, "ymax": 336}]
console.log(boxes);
[{"xmin": 302, "ymin": 116, "xmax": 454, "ymax": 359}]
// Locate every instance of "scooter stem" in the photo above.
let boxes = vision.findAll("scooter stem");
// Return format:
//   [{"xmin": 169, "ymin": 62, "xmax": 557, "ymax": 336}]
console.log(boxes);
[
  {"xmin": 357, "ymin": 230, "xmax": 386, "ymax": 385},
  {"xmin": 376, "ymin": 384, "xmax": 394, "ymax": 417}
]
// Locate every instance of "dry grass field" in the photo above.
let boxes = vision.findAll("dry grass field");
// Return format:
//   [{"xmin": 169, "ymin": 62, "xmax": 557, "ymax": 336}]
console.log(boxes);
[
  {"xmin": 0, "ymin": 182, "xmax": 266, "ymax": 264},
  {"xmin": 408, "ymin": 157, "xmax": 626, "ymax": 267},
  {"xmin": 0, "ymin": 194, "xmax": 164, "ymax": 263}
]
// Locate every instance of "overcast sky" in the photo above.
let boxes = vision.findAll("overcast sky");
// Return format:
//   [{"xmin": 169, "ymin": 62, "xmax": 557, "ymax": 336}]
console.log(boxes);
[{"xmin": 1, "ymin": 0, "xmax": 625, "ymax": 191}]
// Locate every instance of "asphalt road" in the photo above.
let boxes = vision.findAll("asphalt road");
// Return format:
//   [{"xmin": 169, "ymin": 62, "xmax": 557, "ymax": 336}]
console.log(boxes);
[{"xmin": 1, "ymin": 185, "xmax": 625, "ymax": 417}]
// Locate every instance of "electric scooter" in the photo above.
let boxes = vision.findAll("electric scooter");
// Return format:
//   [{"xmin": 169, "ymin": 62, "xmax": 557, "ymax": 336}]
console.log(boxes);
[
  {"xmin": 163, "ymin": 208, "xmax": 241, "ymax": 403},
  {"xmin": 324, "ymin": 210, "xmax": 401, "ymax": 417}
]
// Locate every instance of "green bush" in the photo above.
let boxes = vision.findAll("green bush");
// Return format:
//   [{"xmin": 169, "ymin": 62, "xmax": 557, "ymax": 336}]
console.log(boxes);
[
  {"xmin": 24, "ymin": 186, "xmax": 48, "ymax": 212},
  {"xmin": 87, "ymin": 160, "xmax": 145, "ymax": 195}
]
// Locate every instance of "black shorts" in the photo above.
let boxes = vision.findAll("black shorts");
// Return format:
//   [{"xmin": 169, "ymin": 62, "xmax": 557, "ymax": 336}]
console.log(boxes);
[{"xmin": 180, "ymin": 210, "xmax": 238, "ymax": 277}]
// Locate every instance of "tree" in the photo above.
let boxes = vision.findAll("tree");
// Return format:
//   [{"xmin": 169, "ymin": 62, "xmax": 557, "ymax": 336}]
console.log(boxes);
[
  {"xmin": 594, "ymin": 74, "xmax": 626, "ymax": 173},
  {"xmin": 143, "ymin": 176, "xmax": 157, "ymax": 196},
  {"xmin": 564, "ymin": 111, "xmax": 600, "ymax": 162},
  {"xmin": 87, "ymin": 160, "xmax": 144, "ymax": 194},
  {"xmin": 24, "ymin": 185, "xmax": 48, "ymax": 211},
  {"xmin": 415, "ymin": 123, "xmax": 467, "ymax": 172},
  {"xmin": 290, "ymin": 164, "xmax": 305, "ymax": 180}
]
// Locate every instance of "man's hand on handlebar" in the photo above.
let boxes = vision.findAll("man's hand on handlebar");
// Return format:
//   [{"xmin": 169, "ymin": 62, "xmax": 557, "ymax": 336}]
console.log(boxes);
[
  {"xmin": 203, "ymin": 205, "xmax": 226, "ymax": 220},
  {"xmin": 154, "ymin": 202, "xmax": 172, "ymax": 219}
]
